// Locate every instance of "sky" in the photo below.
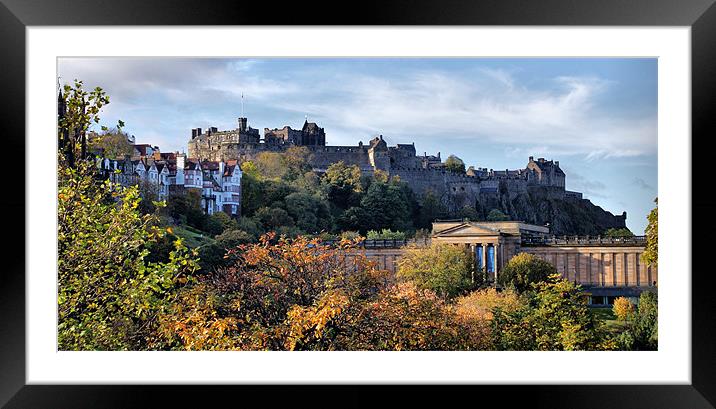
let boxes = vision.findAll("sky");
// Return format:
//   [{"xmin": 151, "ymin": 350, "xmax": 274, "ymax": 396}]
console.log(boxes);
[{"xmin": 58, "ymin": 57, "xmax": 658, "ymax": 234}]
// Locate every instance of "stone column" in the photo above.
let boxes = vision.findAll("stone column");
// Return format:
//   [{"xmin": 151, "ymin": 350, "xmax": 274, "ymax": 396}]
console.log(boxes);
[
  {"xmin": 494, "ymin": 243, "xmax": 500, "ymax": 287},
  {"xmin": 482, "ymin": 244, "xmax": 488, "ymax": 280},
  {"xmin": 470, "ymin": 244, "xmax": 476, "ymax": 284},
  {"xmin": 575, "ymin": 253, "xmax": 580, "ymax": 284}
]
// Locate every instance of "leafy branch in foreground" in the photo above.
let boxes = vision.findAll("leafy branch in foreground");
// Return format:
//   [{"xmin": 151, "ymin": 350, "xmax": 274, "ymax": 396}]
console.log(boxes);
[{"xmin": 58, "ymin": 161, "xmax": 199, "ymax": 350}]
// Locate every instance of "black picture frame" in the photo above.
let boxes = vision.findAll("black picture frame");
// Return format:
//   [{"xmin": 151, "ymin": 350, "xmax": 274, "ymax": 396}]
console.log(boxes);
[{"xmin": 1, "ymin": 0, "xmax": 713, "ymax": 407}]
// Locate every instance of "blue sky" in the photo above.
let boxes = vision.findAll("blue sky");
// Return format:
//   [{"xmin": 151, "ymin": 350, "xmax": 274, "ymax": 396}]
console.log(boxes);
[{"xmin": 58, "ymin": 57, "xmax": 657, "ymax": 233}]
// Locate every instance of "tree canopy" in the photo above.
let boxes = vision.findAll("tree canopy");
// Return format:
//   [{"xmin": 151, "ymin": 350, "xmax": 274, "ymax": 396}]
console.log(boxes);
[
  {"xmin": 444, "ymin": 155, "xmax": 466, "ymax": 174},
  {"xmin": 497, "ymin": 253, "xmax": 556, "ymax": 293},
  {"xmin": 397, "ymin": 242, "xmax": 475, "ymax": 298},
  {"xmin": 642, "ymin": 198, "xmax": 658, "ymax": 267}
]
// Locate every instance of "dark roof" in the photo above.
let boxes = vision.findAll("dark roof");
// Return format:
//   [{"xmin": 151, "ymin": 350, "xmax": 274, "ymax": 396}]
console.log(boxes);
[
  {"xmin": 133, "ymin": 144, "xmax": 154, "ymax": 156},
  {"xmin": 185, "ymin": 160, "xmax": 199, "ymax": 170},
  {"xmin": 201, "ymin": 161, "xmax": 220, "ymax": 171},
  {"xmin": 224, "ymin": 164, "xmax": 237, "ymax": 176}
]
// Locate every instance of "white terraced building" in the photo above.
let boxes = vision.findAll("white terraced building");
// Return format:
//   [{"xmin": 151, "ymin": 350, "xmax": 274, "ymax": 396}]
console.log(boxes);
[{"xmin": 97, "ymin": 148, "xmax": 242, "ymax": 217}]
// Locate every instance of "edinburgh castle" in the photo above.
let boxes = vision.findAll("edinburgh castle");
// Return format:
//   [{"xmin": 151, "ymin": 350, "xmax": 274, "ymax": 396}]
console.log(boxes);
[{"xmin": 187, "ymin": 116, "xmax": 628, "ymax": 235}]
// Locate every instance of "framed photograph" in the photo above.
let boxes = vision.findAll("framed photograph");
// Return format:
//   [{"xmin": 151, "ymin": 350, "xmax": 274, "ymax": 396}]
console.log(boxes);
[{"xmin": 2, "ymin": 0, "xmax": 714, "ymax": 407}]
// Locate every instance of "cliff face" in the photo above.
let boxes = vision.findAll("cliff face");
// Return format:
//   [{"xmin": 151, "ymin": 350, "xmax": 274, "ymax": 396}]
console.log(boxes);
[{"xmin": 475, "ymin": 188, "xmax": 627, "ymax": 235}]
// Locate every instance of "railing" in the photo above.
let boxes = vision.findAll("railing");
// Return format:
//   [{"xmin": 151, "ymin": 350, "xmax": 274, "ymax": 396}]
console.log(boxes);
[
  {"xmin": 521, "ymin": 235, "xmax": 647, "ymax": 246},
  {"xmin": 322, "ymin": 238, "xmax": 431, "ymax": 249}
]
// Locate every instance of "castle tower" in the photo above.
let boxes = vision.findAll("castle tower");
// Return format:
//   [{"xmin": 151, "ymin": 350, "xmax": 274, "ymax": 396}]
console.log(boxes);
[{"xmin": 238, "ymin": 117, "xmax": 247, "ymax": 132}]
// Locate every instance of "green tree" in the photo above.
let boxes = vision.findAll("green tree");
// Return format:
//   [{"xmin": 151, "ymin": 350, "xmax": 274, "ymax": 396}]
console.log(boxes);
[
  {"xmin": 206, "ymin": 211, "xmax": 237, "ymax": 236},
  {"xmin": 491, "ymin": 275, "xmax": 613, "ymax": 351},
  {"xmin": 417, "ymin": 190, "xmax": 447, "ymax": 229},
  {"xmin": 444, "ymin": 155, "xmax": 466, "ymax": 174},
  {"xmin": 360, "ymin": 180, "xmax": 413, "ymax": 232},
  {"xmin": 617, "ymin": 291, "xmax": 658, "ymax": 350},
  {"xmin": 58, "ymin": 161, "xmax": 199, "ymax": 350},
  {"xmin": 396, "ymin": 242, "xmax": 475, "ymax": 298},
  {"xmin": 58, "ymin": 79, "xmax": 111, "ymax": 168},
  {"xmin": 240, "ymin": 169, "xmax": 263, "ymax": 217},
  {"xmin": 604, "ymin": 228, "xmax": 634, "ymax": 238},
  {"xmin": 455, "ymin": 205, "xmax": 479, "ymax": 221},
  {"xmin": 498, "ymin": 253, "xmax": 557, "ymax": 293},
  {"xmin": 322, "ymin": 161, "xmax": 363, "ymax": 209},
  {"xmin": 337, "ymin": 206, "xmax": 370, "ymax": 233},
  {"xmin": 486, "ymin": 208, "xmax": 510, "ymax": 221},
  {"xmin": 632, "ymin": 291, "xmax": 658, "ymax": 350},
  {"xmin": 642, "ymin": 198, "xmax": 658, "ymax": 267},
  {"xmin": 283, "ymin": 146, "xmax": 314, "ymax": 181},
  {"xmin": 136, "ymin": 179, "xmax": 160, "ymax": 215},
  {"xmin": 215, "ymin": 229, "xmax": 253, "ymax": 250},
  {"xmin": 254, "ymin": 206, "xmax": 295, "ymax": 232},
  {"xmin": 284, "ymin": 192, "xmax": 333, "ymax": 234},
  {"xmin": 90, "ymin": 128, "xmax": 133, "ymax": 159},
  {"xmin": 163, "ymin": 190, "xmax": 206, "ymax": 230}
]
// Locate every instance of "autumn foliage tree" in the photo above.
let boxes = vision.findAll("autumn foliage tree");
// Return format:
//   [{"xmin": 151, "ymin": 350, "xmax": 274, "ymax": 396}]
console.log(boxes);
[
  {"xmin": 612, "ymin": 297, "xmax": 635, "ymax": 322},
  {"xmin": 159, "ymin": 234, "xmax": 391, "ymax": 350}
]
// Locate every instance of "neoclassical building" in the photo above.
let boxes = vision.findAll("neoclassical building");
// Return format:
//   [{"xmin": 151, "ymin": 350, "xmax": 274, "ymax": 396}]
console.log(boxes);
[
  {"xmin": 358, "ymin": 220, "xmax": 657, "ymax": 305},
  {"xmin": 432, "ymin": 220, "xmax": 657, "ymax": 304}
]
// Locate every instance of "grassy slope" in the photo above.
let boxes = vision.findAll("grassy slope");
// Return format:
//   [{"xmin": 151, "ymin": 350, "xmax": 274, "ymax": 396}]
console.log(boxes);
[{"xmin": 171, "ymin": 224, "xmax": 216, "ymax": 249}]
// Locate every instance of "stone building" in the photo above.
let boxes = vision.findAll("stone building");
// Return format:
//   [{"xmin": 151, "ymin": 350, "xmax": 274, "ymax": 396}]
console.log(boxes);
[
  {"xmin": 354, "ymin": 220, "xmax": 657, "ymax": 305},
  {"xmin": 97, "ymin": 148, "xmax": 242, "ymax": 217}
]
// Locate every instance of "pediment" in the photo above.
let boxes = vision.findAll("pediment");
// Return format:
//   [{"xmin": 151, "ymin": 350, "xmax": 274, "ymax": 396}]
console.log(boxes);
[{"xmin": 433, "ymin": 223, "xmax": 501, "ymax": 237}]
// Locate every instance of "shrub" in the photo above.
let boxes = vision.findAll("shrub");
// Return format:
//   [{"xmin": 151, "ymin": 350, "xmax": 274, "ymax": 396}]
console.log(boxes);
[
  {"xmin": 491, "ymin": 275, "xmax": 613, "ymax": 351},
  {"xmin": 612, "ymin": 297, "xmax": 634, "ymax": 322},
  {"xmin": 486, "ymin": 209, "xmax": 510, "ymax": 221},
  {"xmin": 498, "ymin": 253, "xmax": 557, "ymax": 293},
  {"xmin": 366, "ymin": 229, "xmax": 406, "ymax": 240},
  {"xmin": 452, "ymin": 288, "xmax": 524, "ymax": 350}
]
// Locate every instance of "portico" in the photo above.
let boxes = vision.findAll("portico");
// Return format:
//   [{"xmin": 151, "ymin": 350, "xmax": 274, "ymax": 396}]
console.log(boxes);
[{"xmin": 430, "ymin": 221, "xmax": 547, "ymax": 284}]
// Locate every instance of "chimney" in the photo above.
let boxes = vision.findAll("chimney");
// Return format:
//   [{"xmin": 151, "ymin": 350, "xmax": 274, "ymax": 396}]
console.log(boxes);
[
  {"xmin": 197, "ymin": 127, "xmax": 202, "ymax": 137},
  {"xmin": 529, "ymin": 156, "xmax": 534, "ymax": 162},
  {"xmin": 191, "ymin": 129, "xmax": 197, "ymax": 139},
  {"xmin": 555, "ymin": 161, "xmax": 560, "ymax": 167}
]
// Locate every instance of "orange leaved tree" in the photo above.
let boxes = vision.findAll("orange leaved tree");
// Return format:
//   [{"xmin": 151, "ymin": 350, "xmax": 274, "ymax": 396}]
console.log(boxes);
[{"xmin": 159, "ymin": 233, "xmax": 390, "ymax": 350}]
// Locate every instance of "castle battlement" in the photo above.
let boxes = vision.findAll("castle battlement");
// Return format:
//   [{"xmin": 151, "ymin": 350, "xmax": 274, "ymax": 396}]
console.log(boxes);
[{"xmin": 187, "ymin": 115, "xmax": 577, "ymax": 213}]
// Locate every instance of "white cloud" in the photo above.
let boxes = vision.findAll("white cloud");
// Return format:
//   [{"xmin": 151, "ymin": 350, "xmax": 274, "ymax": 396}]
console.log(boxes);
[{"xmin": 57, "ymin": 58, "xmax": 657, "ymax": 158}]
